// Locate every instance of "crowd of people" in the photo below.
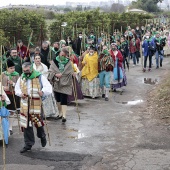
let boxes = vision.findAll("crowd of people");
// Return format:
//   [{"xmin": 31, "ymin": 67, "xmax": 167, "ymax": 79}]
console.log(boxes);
[{"xmin": 0, "ymin": 21, "xmax": 169, "ymax": 153}]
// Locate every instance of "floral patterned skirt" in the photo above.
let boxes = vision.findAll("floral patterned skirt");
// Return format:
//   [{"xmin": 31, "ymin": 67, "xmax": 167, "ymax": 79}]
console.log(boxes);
[
  {"xmin": 81, "ymin": 78, "xmax": 101, "ymax": 98},
  {"xmin": 110, "ymin": 68, "xmax": 127, "ymax": 90}
]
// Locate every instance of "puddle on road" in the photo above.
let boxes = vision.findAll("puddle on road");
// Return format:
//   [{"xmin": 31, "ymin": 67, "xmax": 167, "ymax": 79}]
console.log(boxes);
[
  {"xmin": 68, "ymin": 133, "xmax": 86, "ymax": 139},
  {"xmin": 67, "ymin": 130, "xmax": 86, "ymax": 139},
  {"xmin": 118, "ymin": 100, "xmax": 144, "ymax": 105},
  {"xmin": 143, "ymin": 78, "xmax": 159, "ymax": 85},
  {"xmin": 67, "ymin": 128, "xmax": 78, "ymax": 132}
]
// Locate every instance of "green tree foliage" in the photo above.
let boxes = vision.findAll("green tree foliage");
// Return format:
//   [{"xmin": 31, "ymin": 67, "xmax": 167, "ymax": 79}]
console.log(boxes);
[
  {"xmin": 0, "ymin": 9, "xmax": 47, "ymax": 47},
  {"xmin": 131, "ymin": 0, "xmax": 163, "ymax": 12},
  {"xmin": 0, "ymin": 29, "xmax": 9, "ymax": 46},
  {"xmin": 110, "ymin": 3, "xmax": 125, "ymax": 13},
  {"xmin": 49, "ymin": 9, "xmax": 152, "ymax": 42}
]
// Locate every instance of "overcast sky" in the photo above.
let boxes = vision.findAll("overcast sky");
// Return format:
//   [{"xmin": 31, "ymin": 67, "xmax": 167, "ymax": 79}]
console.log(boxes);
[{"xmin": 0, "ymin": 0, "xmax": 102, "ymax": 7}]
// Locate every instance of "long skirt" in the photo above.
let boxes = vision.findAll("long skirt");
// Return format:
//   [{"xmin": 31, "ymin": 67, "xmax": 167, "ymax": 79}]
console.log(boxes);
[
  {"xmin": 0, "ymin": 120, "xmax": 2, "ymax": 140},
  {"xmin": 42, "ymin": 93, "xmax": 58, "ymax": 117},
  {"xmin": 7, "ymin": 93, "xmax": 20, "ymax": 112},
  {"xmin": 110, "ymin": 68, "xmax": 127, "ymax": 90},
  {"xmin": 81, "ymin": 77, "xmax": 101, "ymax": 98},
  {"xmin": 68, "ymin": 78, "xmax": 84, "ymax": 103}
]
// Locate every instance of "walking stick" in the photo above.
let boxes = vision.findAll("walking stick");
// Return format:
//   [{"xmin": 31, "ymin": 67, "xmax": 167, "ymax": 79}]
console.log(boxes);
[
  {"xmin": 140, "ymin": 41, "xmax": 143, "ymax": 69},
  {"xmin": 72, "ymin": 76, "xmax": 80, "ymax": 121},
  {"xmin": 1, "ymin": 45, "xmax": 6, "ymax": 170},
  {"xmin": 25, "ymin": 30, "xmax": 33, "ymax": 58},
  {"xmin": 35, "ymin": 78, "xmax": 51, "ymax": 146}
]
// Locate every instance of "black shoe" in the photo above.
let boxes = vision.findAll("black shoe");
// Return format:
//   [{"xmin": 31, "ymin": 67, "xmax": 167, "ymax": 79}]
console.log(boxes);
[
  {"xmin": 20, "ymin": 147, "xmax": 31, "ymax": 153},
  {"xmin": 113, "ymin": 89, "xmax": 116, "ymax": 92},
  {"xmin": 102, "ymin": 94, "xmax": 105, "ymax": 98},
  {"xmin": 41, "ymin": 137, "xmax": 47, "ymax": 147},
  {"xmin": 156, "ymin": 66, "xmax": 159, "ymax": 69},
  {"xmin": 105, "ymin": 97, "xmax": 109, "ymax": 101},
  {"xmin": 55, "ymin": 115, "xmax": 62, "ymax": 120},
  {"xmin": 62, "ymin": 117, "xmax": 66, "ymax": 123},
  {"xmin": 160, "ymin": 61, "xmax": 162, "ymax": 67},
  {"xmin": 10, "ymin": 130, "xmax": 13, "ymax": 136}
]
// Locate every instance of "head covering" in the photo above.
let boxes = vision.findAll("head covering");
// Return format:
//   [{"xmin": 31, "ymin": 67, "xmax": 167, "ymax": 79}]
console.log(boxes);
[
  {"xmin": 61, "ymin": 47, "xmax": 69, "ymax": 56},
  {"xmin": 89, "ymin": 45, "xmax": 96, "ymax": 51},
  {"xmin": 7, "ymin": 59, "xmax": 15, "ymax": 68},
  {"xmin": 35, "ymin": 47, "xmax": 40, "ymax": 52},
  {"xmin": 102, "ymin": 49, "xmax": 109, "ymax": 56},
  {"xmin": 111, "ymin": 43, "xmax": 118, "ymax": 47}
]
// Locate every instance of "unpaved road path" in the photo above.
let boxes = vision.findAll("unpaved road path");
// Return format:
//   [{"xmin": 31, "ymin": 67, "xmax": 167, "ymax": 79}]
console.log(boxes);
[{"xmin": 1, "ymin": 57, "xmax": 170, "ymax": 170}]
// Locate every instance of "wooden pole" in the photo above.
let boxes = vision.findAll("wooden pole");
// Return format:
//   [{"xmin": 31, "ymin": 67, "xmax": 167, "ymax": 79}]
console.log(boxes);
[{"xmin": 1, "ymin": 45, "xmax": 6, "ymax": 170}]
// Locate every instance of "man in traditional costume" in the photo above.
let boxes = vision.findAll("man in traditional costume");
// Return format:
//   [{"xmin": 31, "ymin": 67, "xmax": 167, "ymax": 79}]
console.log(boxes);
[
  {"xmin": 2, "ymin": 59, "xmax": 20, "ymax": 135},
  {"xmin": 15, "ymin": 62, "xmax": 52, "ymax": 153},
  {"xmin": 48, "ymin": 47, "xmax": 73, "ymax": 122}
]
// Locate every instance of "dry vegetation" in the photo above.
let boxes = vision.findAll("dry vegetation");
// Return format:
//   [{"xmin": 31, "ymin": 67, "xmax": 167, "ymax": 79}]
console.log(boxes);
[{"xmin": 148, "ymin": 72, "xmax": 170, "ymax": 123}]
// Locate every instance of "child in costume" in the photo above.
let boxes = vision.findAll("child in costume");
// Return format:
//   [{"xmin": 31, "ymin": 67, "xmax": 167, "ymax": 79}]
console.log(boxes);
[{"xmin": 2, "ymin": 59, "xmax": 20, "ymax": 135}]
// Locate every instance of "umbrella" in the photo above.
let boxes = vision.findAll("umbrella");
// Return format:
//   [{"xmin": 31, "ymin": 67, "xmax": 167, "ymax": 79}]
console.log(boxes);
[{"xmin": 0, "ymin": 106, "xmax": 10, "ymax": 145}]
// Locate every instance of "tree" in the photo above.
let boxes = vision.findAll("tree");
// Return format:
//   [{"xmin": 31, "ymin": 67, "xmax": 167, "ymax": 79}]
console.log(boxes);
[
  {"xmin": 76, "ymin": 5, "xmax": 83, "ymax": 11},
  {"xmin": 130, "ymin": 0, "xmax": 164, "ymax": 12},
  {"xmin": 49, "ymin": 9, "xmax": 152, "ymax": 43},
  {"xmin": 63, "ymin": 8, "xmax": 72, "ymax": 13},
  {"xmin": 110, "ymin": 3, "xmax": 125, "ymax": 13},
  {"xmin": 0, "ymin": 9, "xmax": 47, "ymax": 47}
]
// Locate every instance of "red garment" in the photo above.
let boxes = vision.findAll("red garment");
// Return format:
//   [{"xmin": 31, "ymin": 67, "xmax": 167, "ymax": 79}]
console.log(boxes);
[
  {"xmin": 72, "ymin": 55, "xmax": 79, "ymax": 65},
  {"xmin": 136, "ymin": 38, "xmax": 141, "ymax": 51},
  {"xmin": 110, "ymin": 50, "xmax": 123, "ymax": 68},
  {"xmin": 129, "ymin": 40, "xmax": 137, "ymax": 53},
  {"xmin": 17, "ymin": 45, "xmax": 30, "ymax": 59}
]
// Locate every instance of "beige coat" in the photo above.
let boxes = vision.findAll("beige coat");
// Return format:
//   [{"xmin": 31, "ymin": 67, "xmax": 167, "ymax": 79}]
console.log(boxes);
[{"xmin": 48, "ymin": 60, "xmax": 73, "ymax": 95}]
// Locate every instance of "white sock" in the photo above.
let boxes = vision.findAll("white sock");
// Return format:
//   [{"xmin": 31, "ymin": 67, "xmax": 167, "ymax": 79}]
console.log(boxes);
[
  {"xmin": 9, "ymin": 117, "xmax": 14, "ymax": 131},
  {"xmin": 105, "ymin": 88, "xmax": 110, "ymax": 98},
  {"xmin": 102, "ymin": 86, "xmax": 105, "ymax": 94},
  {"xmin": 56, "ymin": 102, "xmax": 62, "ymax": 117},
  {"xmin": 61, "ymin": 105, "xmax": 67, "ymax": 118}
]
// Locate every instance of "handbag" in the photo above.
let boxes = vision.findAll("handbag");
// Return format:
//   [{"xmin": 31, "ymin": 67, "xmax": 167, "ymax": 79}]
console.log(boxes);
[
  {"xmin": 113, "ymin": 58, "xmax": 123, "ymax": 81},
  {"xmin": 148, "ymin": 41, "xmax": 156, "ymax": 52}
]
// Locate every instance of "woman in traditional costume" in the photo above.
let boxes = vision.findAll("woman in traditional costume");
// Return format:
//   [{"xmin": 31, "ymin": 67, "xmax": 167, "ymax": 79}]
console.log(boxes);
[
  {"xmin": 0, "ymin": 82, "xmax": 11, "ymax": 140},
  {"xmin": 78, "ymin": 46, "xmax": 90, "ymax": 71},
  {"xmin": 33, "ymin": 54, "xmax": 48, "ymax": 78},
  {"xmin": 98, "ymin": 46, "xmax": 114, "ymax": 101},
  {"xmin": 81, "ymin": 46, "xmax": 100, "ymax": 98},
  {"xmin": 2, "ymin": 59, "xmax": 20, "ymax": 135},
  {"xmin": 48, "ymin": 47, "xmax": 73, "ymax": 122},
  {"xmin": 109, "ymin": 43, "xmax": 127, "ymax": 91},
  {"xmin": 67, "ymin": 47, "xmax": 84, "ymax": 103},
  {"xmin": 33, "ymin": 54, "xmax": 58, "ymax": 118}
]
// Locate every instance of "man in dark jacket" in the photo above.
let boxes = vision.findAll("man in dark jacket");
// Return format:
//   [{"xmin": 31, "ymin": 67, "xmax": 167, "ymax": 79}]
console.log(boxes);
[
  {"xmin": 135, "ymin": 26, "xmax": 142, "ymax": 40},
  {"xmin": 49, "ymin": 42, "xmax": 60, "ymax": 62},
  {"xmin": 40, "ymin": 41, "xmax": 50, "ymax": 68},
  {"xmin": 7, "ymin": 48, "xmax": 23, "ymax": 75},
  {"xmin": 75, "ymin": 32, "xmax": 83, "ymax": 56},
  {"xmin": 155, "ymin": 32, "xmax": 166, "ymax": 68}
]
